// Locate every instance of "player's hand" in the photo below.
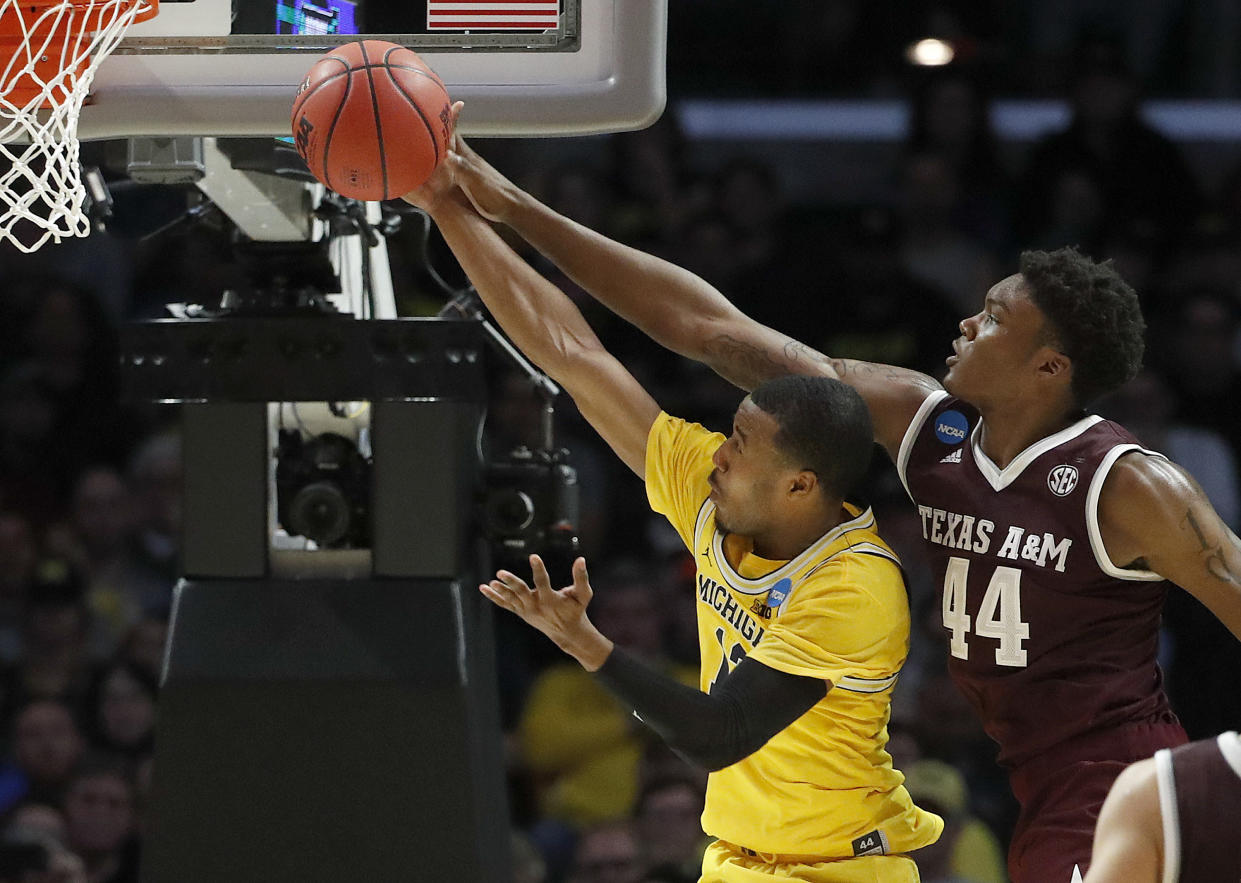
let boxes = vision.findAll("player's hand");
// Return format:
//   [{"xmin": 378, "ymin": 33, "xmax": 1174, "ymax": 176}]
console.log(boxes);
[
  {"xmin": 444, "ymin": 131, "xmax": 522, "ymax": 224},
  {"xmin": 480, "ymin": 555, "xmax": 613, "ymax": 670},
  {"xmin": 401, "ymin": 101, "xmax": 466, "ymax": 213}
]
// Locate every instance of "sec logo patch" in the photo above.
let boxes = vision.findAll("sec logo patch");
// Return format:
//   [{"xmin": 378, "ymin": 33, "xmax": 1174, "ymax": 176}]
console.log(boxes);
[
  {"xmin": 1048, "ymin": 465, "xmax": 1079, "ymax": 496},
  {"xmin": 934, "ymin": 410, "xmax": 969, "ymax": 445}
]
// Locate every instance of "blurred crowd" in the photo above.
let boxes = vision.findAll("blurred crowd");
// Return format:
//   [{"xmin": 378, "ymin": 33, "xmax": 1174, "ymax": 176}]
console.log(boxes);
[{"xmin": 1, "ymin": 8, "xmax": 1241, "ymax": 882}]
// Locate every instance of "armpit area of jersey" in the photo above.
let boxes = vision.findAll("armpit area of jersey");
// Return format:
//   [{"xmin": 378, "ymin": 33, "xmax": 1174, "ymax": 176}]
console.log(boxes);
[{"xmin": 595, "ymin": 647, "xmax": 827, "ymax": 771}]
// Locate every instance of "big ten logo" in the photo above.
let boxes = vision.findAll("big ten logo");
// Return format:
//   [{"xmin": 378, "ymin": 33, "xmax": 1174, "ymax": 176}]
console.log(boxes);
[{"xmin": 1047, "ymin": 464, "xmax": 1079, "ymax": 496}]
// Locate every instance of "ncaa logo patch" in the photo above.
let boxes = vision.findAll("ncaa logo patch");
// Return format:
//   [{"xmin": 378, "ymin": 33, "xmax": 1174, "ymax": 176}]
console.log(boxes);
[
  {"xmin": 934, "ymin": 410, "xmax": 969, "ymax": 445},
  {"xmin": 767, "ymin": 577, "xmax": 793, "ymax": 609},
  {"xmin": 1048, "ymin": 465, "xmax": 1079, "ymax": 496}
]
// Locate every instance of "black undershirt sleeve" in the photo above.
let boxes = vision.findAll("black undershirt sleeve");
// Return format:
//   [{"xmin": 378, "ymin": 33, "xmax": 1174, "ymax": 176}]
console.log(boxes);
[{"xmin": 594, "ymin": 647, "xmax": 829, "ymax": 771}]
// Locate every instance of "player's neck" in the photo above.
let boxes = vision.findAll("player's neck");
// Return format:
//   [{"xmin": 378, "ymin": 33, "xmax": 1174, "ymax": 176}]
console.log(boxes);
[
  {"xmin": 975, "ymin": 399, "xmax": 1084, "ymax": 469},
  {"xmin": 749, "ymin": 502, "xmax": 847, "ymax": 561}
]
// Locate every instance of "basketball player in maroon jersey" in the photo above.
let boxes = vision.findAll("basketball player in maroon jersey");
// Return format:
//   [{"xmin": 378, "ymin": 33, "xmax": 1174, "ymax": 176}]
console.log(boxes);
[
  {"xmin": 434, "ymin": 137, "xmax": 1241, "ymax": 882},
  {"xmin": 1085, "ymin": 731, "xmax": 1241, "ymax": 882}
]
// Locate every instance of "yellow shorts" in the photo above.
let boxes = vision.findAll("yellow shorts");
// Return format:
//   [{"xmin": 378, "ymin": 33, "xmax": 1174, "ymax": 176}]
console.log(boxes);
[{"xmin": 700, "ymin": 840, "xmax": 921, "ymax": 882}]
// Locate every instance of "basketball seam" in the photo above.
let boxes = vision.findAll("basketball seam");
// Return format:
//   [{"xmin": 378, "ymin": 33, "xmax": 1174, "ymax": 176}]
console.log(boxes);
[
  {"xmin": 360, "ymin": 41, "xmax": 389, "ymax": 199},
  {"xmin": 292, "ymin": 59, "xmax": 348, "ymax": 117},
  {"xmin": 388, "ymin": 65, "xmax": 452, "ymax": 100},
  {"xmin": 324, "ymin": 63, "xmax": 355, "ymax": 193},
  {"xmin": 382, "ymin": 53, "xmax": 443, "ymax": 170},
  {"xmin": 293, "ymin": 65, "xmax": 449, "ymax": 97}
]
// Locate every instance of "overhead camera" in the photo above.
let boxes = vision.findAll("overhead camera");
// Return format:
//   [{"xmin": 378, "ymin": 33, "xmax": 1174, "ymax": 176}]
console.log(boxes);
[
  {"xmin": 275, "ymin": 425, "xmax": 371, "ymax": 549},
  {"xmin": 481, "ymin": 446, "xmax": 580, "ymax": 558}
]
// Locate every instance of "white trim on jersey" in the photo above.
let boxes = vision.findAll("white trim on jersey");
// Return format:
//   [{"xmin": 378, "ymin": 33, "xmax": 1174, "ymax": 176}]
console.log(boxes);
[
  {"xmin": 1085, "ymin": 444, "xmax": 1167, "ymax": 581},
  {"xmin": 1217, "ymin": 730, "xmax": 1241, "ymax": 778},
  {"xmin": 707, "ymin": 504, "xmax": 880, "ymax": 596},
  {"xmin": 896, "ymin": 390, "xmax": 949, "ymax": 502},
  {"xmin": 1155, "ymin": 747, "xmax": 1182, "ymax": 883},
  {"xmin": 970, "ymin": 412, "xmax": 1103, "ymax": 491},
  {"xmin": 692, "ymin": 497, "xmax": 713, "ymax": 557},
  {"xmin": 835, "ymin": 672, "xmax": 900, "ymax": 693}
]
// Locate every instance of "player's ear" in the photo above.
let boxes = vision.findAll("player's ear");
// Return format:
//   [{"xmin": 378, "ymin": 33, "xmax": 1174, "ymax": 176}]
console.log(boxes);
[
  {"xmin": 1036, "ymin": 347, "xmax": 1071, "ymax": 380},
  {"xmin": 788, "ymin": 470, "xmax": 818, "ymax": 498}
]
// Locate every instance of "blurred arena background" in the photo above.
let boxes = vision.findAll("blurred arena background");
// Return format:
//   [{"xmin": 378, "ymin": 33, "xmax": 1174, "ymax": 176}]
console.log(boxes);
[{"xmin": 0, "ymin": 2, "xmax": 1239, "ymax": 881}]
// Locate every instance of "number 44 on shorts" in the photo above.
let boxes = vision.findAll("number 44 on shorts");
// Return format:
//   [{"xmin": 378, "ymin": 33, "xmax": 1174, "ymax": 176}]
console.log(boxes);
[{"xmin": 942, "ymin": 556, "xmax": 1030, "ymax": 667}]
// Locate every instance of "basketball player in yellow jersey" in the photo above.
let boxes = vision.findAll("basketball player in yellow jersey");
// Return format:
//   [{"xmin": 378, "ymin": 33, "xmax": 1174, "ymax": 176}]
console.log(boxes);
[{"xmin": 404, "ymin": 117, "xmax": 942, "ymax": 882}]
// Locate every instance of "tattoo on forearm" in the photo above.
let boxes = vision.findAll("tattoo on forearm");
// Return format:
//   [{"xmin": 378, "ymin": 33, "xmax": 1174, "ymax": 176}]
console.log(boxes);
[
  {"xmin": 703, "ymin": 334, "xmax": 828, "ymax": 386},
  {"xmin": 702, "ymin": 334, "xmax": 944, "ymax": 392},
  {"xmin": 826, "ymin": 358, "xmax": 943, "ymax": 392},
  {"xmin": 1183, "ymin": 509, "xmax": 1241, "ymax": 586}
]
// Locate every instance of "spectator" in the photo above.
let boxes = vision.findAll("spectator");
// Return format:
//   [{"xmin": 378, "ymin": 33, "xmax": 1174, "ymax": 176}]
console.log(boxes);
[
  {"xmin": 1018, "ymin": 39, "xmax": 1202, "ymax": 257},
  {"xmin": 113, "ymin": 620, "xmax": 166, "ymax": 687},
  {"xmin": 902, "ymin": 759, "xmax": 1007, "ymax": 882},
  {"xmin": 896, "ymin": 151, "xmax": 1001, "ymax": 318},
  {"xmin": 3, "ymin": 564, "xmax": 98, "ymax": 719},
  {"xmin": 2, "ymin": 803, "xmax": 67, "ymax": 850},
  {"xmin": 632, "ymin": 774, "xmax": 707, "ymax": 883},
  {"xmin": 1157, "ymin": 290, "xmax": 1241, "ymax": 456},
  {"xmin": 44, "ymin": 468, "xmax": 137, "ymax": 658},
  {"xmin": 813, "ymin": 207, "xmax": 963, "ymax": 379},
  {"xmin": 1096, "ymin": 368, "xmax": 1240, "ymax": 529},
  {"xmin": 0, "ymin": 277, "xmax": 135, "ymax": 489},
  {"xmin": 565, "ymin": 821, "xmax": 644, "ymax": 883},
  {"xmin": 110, "ymin": 432, "xmax": 182, "ymax": 621},
  {"xmin": 80, "ymin": 663, "xmax": 156, "ymax": 765},
  {"xmin": 905, "ymin": 69, "xmax": 1012, "ymax": 252},
  {"xmin": 61, "ymin": 760, "xmax": 139, "ymax": 883},
  {"xmin": 4, "ymin": 701, "xmax": 85, "ymax": 810}
]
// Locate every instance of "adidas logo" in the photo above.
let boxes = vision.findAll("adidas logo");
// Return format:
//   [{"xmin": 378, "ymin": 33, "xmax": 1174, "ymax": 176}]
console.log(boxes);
[{"xmin": 940, "ymin": 449, "xmax": 963, "ymax": 464}]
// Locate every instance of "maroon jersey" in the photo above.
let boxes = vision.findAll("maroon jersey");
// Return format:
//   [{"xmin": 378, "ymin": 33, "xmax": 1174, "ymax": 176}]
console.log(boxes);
[
  {"xmin": 1156, "ymin": 732, "xmax": 1241, "ymax": 881},
  {"xmin": 897, "ymin": 392, "xmax": 1178, "ymax": 768}
]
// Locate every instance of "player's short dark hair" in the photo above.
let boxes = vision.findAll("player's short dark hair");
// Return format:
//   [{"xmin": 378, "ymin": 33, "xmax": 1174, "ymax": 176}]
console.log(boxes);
[
  {"xmin": 1018, "ymin": 247, "xmax": 1145, "ymax": 406},
  {"xmin": 750, "ymin": 376, "xmax": 873, "ymax": 500}
]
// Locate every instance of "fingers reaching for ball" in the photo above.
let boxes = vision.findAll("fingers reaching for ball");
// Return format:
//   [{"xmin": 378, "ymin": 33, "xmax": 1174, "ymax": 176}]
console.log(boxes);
[
  {"xmin": 479, "ymin": 556, "xmax": 592, "ymax": 632},
  {"xmin": 479, "ymin": 555, "xmax": 612, "ymax": 671}
]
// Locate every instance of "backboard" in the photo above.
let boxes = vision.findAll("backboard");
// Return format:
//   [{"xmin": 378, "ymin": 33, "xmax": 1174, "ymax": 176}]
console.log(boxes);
[{"xmin": 78, "ymin": 0, "xmax": 667, "ymax": 140}]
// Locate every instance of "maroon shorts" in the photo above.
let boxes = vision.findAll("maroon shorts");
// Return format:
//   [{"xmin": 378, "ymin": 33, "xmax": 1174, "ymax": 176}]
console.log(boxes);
[{"xmin": 1006, "ymin": 719, "xmax": 1187, "ymax": 883}]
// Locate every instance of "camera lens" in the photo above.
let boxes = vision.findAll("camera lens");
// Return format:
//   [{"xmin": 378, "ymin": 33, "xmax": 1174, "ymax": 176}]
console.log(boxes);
[
  {"xmin": 482, "ymin": 488, "xmax": 536, "ymax": 536},
  {"xmin": 287, "ymin": 481, "xmax": 352, "ymax": 547}
]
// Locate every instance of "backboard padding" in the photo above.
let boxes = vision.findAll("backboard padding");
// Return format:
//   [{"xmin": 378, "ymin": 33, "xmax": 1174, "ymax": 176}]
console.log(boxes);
[{"xmin": 78, "ymin": 0, "xmax": 666, "ymax": 139}]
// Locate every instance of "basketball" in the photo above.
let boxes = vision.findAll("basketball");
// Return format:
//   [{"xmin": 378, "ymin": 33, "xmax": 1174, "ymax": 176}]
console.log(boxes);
[{"xmin": 291, "ymin": 40, "xmax": 453, "ymax": 201}]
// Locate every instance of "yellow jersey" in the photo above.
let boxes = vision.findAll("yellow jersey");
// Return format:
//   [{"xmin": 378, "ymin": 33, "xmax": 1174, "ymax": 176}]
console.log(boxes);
[{"xmin": 645, "ymin": 412, "xmax": 943, "ymax": 859}]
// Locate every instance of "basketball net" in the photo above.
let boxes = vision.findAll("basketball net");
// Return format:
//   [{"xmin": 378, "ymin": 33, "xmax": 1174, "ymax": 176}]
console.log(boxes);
[{"xmin": 0, "ymin": 0, "xmax": 157, "ymax": 253}]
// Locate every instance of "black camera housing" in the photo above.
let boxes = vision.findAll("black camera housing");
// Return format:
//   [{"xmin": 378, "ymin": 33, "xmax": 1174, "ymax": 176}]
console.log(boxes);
[
  {"xmin": 481, "ymin": 446, "xmax": 580, "ymax": 560},
  {"xmin": 275, "ymin": 429, "xmax": 371, "ymax": 548}
]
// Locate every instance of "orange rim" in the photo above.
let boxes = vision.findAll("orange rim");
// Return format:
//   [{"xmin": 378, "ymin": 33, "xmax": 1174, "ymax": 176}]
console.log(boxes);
[{"xmin": 0, "ymin": 0, "xmax": 157, "ymax": 107}]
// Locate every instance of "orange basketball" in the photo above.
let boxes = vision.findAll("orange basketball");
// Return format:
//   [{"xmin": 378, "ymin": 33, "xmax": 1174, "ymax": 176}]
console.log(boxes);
[{"xmin": 291, "ymin": 40, "xmax": 452, "ymax": 201}]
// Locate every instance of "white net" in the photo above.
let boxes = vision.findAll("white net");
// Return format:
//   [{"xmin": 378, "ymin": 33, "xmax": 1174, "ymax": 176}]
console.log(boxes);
[{"xmin": 0, "ymin": 0, "xmax": 154, "ymax": 253}]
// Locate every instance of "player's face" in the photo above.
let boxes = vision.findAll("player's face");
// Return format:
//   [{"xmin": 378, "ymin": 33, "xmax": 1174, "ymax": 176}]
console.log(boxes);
[
  {"xmin": 943, "ymin": 274, "xmax": 1055, "ymax": 407},
  {"xmin": 708, "ymin": 398, "xmax": 793, "ymax": 537}
]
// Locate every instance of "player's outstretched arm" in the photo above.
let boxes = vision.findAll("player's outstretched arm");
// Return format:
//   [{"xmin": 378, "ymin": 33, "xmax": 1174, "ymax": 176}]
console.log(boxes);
[
  {"xmin": 444, "ymin": 135, "xmax": 939, "ymax": 458},
  {"xmin": 1100, "ymin": 452, "xmax": 1241, "ymax": 642},
  {"xmin": 482, "ymin": 556, "xmax": 827, "ymax": 771},
  {"xmin": 405, "ymin": 149, "xmax": 658, "ymax": 477},
  {"xmin": 1083, "ymin": 758, "xmax": 1162, "ymax": 883}
]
